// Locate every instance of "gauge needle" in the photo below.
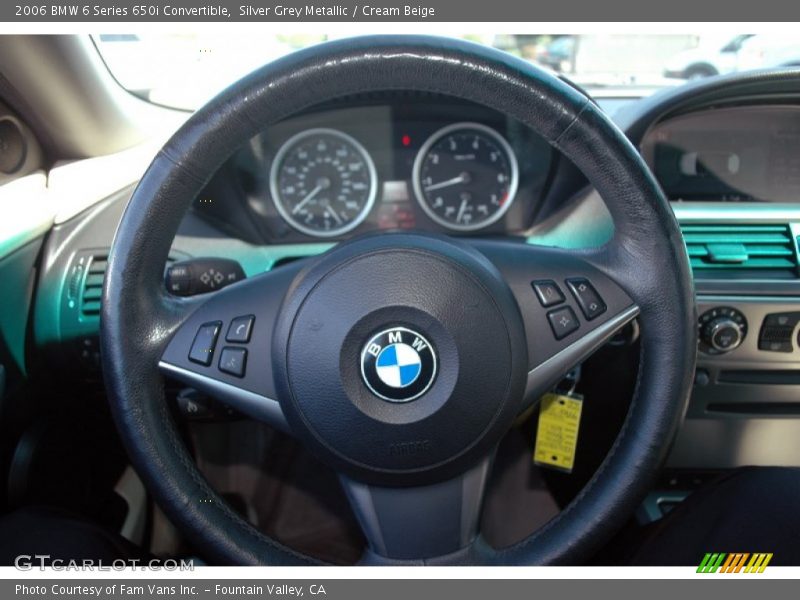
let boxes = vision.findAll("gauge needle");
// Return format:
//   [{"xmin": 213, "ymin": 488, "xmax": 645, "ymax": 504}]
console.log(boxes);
[
  {"xmin": 292, "ymin": 184, "xmax": 323, "ymax": 214},
  {"xmin": 324, "ymin": 204, "xmax": 343, "ymax": 225},
  {"xmin": 456, "ymin": 198, "xmax": 469, "ymax": 223},
  {"xmin": 424, "ymin": 172, "xmax": 470, "ymax": 192}
]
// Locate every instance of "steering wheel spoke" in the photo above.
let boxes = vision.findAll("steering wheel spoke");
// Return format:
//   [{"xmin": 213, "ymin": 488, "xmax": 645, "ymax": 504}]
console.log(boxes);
[
  {"xmin": 522, "ymin": 303, "xmax": 639, "ymax": 407},
  {"xmin": 158, "ymin": 262, "xmax": 306, "ymax": 434},
  {"xmin": 473, "ymin": 240, "xmax": 640, "ymax": 413},
  {"xmin": 342, "ymin": 455, "xmax": 493, "ymax": 561}
]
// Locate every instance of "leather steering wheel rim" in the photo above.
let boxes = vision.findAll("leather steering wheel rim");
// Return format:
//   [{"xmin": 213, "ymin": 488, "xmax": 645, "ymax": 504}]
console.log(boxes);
[{"xmin": 101, "ymin": 35, "xmax": 696, "ymax": 565}]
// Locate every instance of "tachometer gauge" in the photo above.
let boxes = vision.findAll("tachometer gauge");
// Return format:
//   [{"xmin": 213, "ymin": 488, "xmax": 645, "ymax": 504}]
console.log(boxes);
[
  {"xmin": 412, "ymin": 123, "xmax": 518, "ymax": 231},
  {"xmin": 269, "ymin": 128, "xmax": 377, "ymax": 237}
]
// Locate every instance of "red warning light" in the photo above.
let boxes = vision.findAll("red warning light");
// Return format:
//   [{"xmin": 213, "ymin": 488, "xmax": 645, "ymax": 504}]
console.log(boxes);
[{"xmin": 401, "ymin": 134, "xmax": 412, "ymax": 147}]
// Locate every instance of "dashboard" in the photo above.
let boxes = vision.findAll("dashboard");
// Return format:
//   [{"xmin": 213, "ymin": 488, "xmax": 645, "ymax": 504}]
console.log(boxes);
[
  {"xmin": 191, "ymin": 94, "xmax": 556, "ymax": 244},
  {"xmin": 20, "ymin": 72, "xmax": 800, "ymax": 516},
  {"xmin": 7, "ymin": 39, "xmax": 800, "ymax": 558}
]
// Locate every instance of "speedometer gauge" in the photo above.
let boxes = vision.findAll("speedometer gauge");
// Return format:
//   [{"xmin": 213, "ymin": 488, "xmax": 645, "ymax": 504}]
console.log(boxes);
[
  {"xmin": 412, "ymin": 123, "xmax": 518, "ymax": 231},
  {"xmin": 269, "ymin": 128, "xmax": 377, "ymax": 237}
]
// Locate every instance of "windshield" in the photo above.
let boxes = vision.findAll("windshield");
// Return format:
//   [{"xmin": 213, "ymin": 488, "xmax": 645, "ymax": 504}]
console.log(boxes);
[{"xmin": 93, "ymin": 33, "xmax": 800, "ymax": 111}]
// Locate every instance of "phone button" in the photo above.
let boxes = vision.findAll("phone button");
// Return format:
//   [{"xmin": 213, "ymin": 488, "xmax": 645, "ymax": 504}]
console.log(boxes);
[{"xmin": 226, "ymin": 315, "xmax": 255, "ymax": 343}]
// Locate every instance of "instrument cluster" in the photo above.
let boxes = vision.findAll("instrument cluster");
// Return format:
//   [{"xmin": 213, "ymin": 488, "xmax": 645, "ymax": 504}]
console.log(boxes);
[{"xmin": 193, "ymin": 96, "xmax": 555, "ymax": 243}]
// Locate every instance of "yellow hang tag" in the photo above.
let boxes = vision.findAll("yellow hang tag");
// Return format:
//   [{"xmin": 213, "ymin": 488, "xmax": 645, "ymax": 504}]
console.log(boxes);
[{"xmin": 533, "ymin": 392, "xmax": 583, "ymax": 473}]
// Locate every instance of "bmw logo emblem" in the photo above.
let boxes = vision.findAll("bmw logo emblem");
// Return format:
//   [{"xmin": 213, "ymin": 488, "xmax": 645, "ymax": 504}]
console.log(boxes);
[{"xmin": 360, "ymin": 327, "xmax": 437, "ymax": 403}]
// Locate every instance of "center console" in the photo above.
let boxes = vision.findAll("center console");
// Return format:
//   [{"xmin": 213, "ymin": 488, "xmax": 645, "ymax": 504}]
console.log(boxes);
[{"xmin": 667, "ymin": 203, "xmax": 800, "ymax": 469}]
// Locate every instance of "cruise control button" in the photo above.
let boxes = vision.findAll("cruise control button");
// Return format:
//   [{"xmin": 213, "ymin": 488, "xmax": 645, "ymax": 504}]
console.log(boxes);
[
  {"xmin": 547, "ymin": 307, "xmax": 580, "ymax": 340},
  {"xmin": 226, "ymin": 315, "xmax": 255, "ymax": 343},
  {"xmin": 188, "ymin": 322, "xmax": 222, "ymax": 366},
  {"xmin": 165, "ymin": 264, "xmax": 192, "ymax": 296},
  {"xmin": 566, "ymin": 278, "xmax": 606, "ymax": 320},
  {"xmin": 219, "ymin": 347, "xmax": 247, "ymax": 377},
  {"xmin": 167, "ymin": 274, "xmax": 192, "ymax": 296},
  {"xmin": 532, "ymin": 280, "xmax": 565, "ymax": 307}
]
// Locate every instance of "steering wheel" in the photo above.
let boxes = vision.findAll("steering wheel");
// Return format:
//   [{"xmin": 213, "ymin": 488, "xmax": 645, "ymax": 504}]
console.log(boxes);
[{"xmin": 101, "ymin": 36, "xmax": 696, "ymax": 565}]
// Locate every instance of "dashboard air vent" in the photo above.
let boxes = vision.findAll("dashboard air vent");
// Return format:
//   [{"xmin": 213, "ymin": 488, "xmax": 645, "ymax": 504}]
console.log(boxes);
[
  {"xmin": 80, "ymin": 254, "xmax": 107, "ymax": 317},
  {"xmin": 681, "ymin": 224, "xmax": 799, "ymax": 278},
  {"xmin": 77, "ymin": 252, "xmax": 180, "ymax": 318}
]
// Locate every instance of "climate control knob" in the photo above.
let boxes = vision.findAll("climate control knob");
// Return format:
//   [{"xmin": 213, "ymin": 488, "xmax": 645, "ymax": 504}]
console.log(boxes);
[
  {"xmin": 706, "ymin": 318, "xmax": 743, "ymax": 352},
  {"xmin": 698, "ymin": 307, "xmax": 747, "ymax": 355}
]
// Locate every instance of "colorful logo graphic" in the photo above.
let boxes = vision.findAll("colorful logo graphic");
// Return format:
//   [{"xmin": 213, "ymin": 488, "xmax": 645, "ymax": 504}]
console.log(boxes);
[{"xmin": 697, "ymin": 553, "xmax": 773, "ymax": 573}]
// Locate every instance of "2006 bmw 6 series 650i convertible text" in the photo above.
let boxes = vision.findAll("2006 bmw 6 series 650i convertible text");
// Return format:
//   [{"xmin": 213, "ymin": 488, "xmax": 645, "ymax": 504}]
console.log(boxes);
[{"xmin": 0, "ymin": 33, "xmax": 799, "ymax": 566}]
